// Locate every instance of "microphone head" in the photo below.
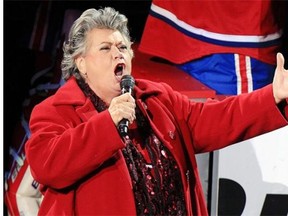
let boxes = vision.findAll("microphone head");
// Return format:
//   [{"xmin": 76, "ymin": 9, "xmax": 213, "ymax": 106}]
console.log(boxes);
[{"xmin": 120, "ymin": 75, "xmax": 135, "ymax": 92}]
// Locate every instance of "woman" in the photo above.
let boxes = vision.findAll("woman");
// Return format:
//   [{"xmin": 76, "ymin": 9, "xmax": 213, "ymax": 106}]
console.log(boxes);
[{"xmin": 25, "ymin": 7, "xmax": 288, "ymax": 215}]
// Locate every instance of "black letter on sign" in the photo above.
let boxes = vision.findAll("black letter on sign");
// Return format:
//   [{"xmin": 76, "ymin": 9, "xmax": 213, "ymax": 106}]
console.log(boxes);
[
  {"xmin": 218, "ymin": 178, "xmax": 246, "ymax": 216},
  {"xmin": 260, "ymin": 194, "xmax": 288, "ymax": 215}
]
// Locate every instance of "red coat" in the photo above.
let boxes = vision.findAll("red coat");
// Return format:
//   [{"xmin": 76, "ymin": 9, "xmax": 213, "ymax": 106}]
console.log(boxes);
[{"xmin": 25, "ymin": 77, "xmax": 287, "ymax": 215}]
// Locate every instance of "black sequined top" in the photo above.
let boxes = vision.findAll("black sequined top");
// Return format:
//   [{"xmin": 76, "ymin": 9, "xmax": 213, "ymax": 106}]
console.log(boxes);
[{"xmin": 78, "ymin": 79, "xmax": 187, "ymax": 215}]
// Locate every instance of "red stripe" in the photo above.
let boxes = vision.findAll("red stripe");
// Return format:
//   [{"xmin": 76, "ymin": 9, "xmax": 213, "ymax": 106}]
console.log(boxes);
[
  {"xmin": 5, "ymin": 161, "xmax": 29, "ymax": 216},
  {"xmin": 238, "ymin": 54, "xmax": 248, "ymax": 93}
]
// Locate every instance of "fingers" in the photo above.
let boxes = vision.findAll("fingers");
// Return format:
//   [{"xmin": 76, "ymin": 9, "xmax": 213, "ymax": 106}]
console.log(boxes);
[
  {"xmin": 108, "ymin": 93, "xmax": 136, "ymax": 126},
  {"xmin": 273, "ymin": 53, "xmax": 288, "ymax": 104},
  {"xmin": 118, "ymin": 92, "xmax": 135, "ymax": 103},
  {"xmin": 114, "ymin": 102, "xmax": 136, "ymax": 123},
  {"xmin": 276, "ymin": 52, "xmax": 285, "ymax": 70}
]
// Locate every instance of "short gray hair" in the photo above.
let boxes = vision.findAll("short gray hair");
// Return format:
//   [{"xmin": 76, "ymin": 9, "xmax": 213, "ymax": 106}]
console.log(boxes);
[{"xmin": 61, "ymin": 7, "xmax": 133, "ymax": 80}]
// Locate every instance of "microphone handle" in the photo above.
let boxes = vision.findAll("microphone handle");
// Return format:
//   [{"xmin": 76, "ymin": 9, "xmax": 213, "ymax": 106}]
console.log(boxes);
[
  {"xmin": 118, "ymin": 118, "xmax": 129, "ymax": 137},
  {"xmin": 121, "ymin": 88, "xmax": 133, "ymax": 94},
  {"xmin": 118, "ymin": 86, "xmax": 133, "ymax": 137}
]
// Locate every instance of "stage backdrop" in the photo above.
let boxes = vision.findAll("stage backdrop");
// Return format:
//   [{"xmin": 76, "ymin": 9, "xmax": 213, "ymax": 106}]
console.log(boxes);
[{"xmin": 210, "ymin": 126, "xmax": 288, "ymax": 215}]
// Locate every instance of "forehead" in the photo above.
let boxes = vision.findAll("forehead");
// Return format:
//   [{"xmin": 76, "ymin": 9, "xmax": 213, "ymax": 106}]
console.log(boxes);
[{"xmin": 87, "ymin": 28, "xmax": 126, "ymax": 44}]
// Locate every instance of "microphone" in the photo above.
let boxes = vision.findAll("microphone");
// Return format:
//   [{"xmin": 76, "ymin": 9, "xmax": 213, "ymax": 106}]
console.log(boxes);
[{"xmin": 118, "ymin": 75, "xmax": 135, "ymax": 137}]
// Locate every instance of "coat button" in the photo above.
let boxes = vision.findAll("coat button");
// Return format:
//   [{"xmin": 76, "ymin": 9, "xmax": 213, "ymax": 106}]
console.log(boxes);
[{"xmin": 168, "ymin": 131, "xmax": 176, "ymax": 140}]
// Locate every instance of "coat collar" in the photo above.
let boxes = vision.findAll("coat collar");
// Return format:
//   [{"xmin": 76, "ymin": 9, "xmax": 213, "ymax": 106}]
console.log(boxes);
[
  {"xmin": 134, "ymin": 79, "xmax": 162, "ymax": 99},
  {"xmin": 52, "ymin": 77, "xmax": 87, "ymax": 106}
]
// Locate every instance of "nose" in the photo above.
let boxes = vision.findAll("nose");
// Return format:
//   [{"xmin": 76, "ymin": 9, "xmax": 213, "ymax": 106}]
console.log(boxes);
[{"xmin": 112, "ymin": 46, "xmax": 124, "ymax": 59}]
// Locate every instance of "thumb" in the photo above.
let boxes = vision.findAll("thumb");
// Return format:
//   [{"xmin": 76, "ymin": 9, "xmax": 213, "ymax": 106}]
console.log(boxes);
[{"xmin": 276, "ymin": 52, "xmax": 284, "ymax": 70}]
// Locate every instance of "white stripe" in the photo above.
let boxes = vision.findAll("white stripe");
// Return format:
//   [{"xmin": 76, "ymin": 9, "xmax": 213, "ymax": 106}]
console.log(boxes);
[
  {"xmin": 245, "ymin": 56, "xmax": 253, "ymax": 93},
  {"xmin": 234, "ymin": 54, "xmax": 242, "ymax": 95},
  {"xmin": 16, "ymin": 166, "xmax": 42, "ymax": 215},
  {"xmin": 151, "ymin": 3, "xmax": 282, "ymax": 43}
]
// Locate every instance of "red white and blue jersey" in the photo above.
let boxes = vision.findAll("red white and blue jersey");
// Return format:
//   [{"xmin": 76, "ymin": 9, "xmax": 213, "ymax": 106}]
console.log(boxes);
[{"xmin": 139, "ymin": 0, "xmax": 285, "ymax": 65}]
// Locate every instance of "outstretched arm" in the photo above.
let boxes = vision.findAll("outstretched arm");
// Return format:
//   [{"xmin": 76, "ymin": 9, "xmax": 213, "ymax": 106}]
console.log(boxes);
[{"xmin": 273, "ymin": 53, "xmax": 288, "ymax": 104}]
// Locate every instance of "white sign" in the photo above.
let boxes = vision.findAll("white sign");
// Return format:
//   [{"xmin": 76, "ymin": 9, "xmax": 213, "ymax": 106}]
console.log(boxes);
[{"xmin": 211, "ymin": 126, "xmax": 288, "ymax": 215}]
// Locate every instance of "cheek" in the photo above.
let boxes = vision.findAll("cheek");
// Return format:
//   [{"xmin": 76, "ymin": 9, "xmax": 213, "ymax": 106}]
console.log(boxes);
[
  {"xmin": 126, "ymin": 58, "xmax": 132, "ymax": 72},
  {"xmin": 86, "ymin": 58, "xmax": 106, "ymax": 74}
]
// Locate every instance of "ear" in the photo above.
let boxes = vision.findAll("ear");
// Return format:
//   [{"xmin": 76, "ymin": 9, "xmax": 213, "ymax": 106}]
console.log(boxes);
[{"xmin": 75, "ymin": 56, "xmax": 86, "ymax": 74}]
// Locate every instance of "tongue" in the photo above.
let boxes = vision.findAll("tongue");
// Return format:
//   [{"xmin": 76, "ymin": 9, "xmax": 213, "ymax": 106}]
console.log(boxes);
[{"xmin": 115, "ymin": 71, "xmax": 122, "ymax": 76}]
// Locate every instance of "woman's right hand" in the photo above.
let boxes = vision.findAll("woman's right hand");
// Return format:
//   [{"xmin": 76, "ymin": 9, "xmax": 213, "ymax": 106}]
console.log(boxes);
[{"xmin": 108, "ymin": 93, "xmax": 136, "ymax": 126}]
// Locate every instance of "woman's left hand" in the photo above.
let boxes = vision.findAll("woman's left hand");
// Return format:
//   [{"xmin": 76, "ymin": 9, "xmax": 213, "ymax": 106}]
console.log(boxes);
[{"xmin": 273, "ymin": 53, "xmax": 288, "ymax": 104}]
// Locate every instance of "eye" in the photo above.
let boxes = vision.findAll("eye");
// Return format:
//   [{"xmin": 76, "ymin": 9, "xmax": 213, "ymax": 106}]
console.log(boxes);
[
  {"xmin": 100, "ymin": 46, "xmax": 110, "ymax": 51},
  {"xmin": 118, "ymin": 45, "xmax": 128, "ymax": 51}
]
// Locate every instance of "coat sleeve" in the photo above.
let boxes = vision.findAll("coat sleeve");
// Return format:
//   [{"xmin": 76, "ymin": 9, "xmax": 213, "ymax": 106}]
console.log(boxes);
[
  {"xmin": 25, "ymin": 100, "xmax": 125, "ymax": 189},
  {"xmin": 161, "ymin": 83, "xmax": 288, "ymax": 153}
]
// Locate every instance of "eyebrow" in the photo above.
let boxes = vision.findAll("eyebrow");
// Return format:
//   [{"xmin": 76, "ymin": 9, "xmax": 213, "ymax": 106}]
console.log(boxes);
[{"xmin": 99, "ymin": 41, "xmax": 125, "ymax": 46}]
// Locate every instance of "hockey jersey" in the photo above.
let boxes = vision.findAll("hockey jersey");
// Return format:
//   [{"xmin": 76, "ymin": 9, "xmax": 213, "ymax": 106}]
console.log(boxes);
[{"xmin": 139, "ymin": 0, "xmax": 285, "ymax": 65}]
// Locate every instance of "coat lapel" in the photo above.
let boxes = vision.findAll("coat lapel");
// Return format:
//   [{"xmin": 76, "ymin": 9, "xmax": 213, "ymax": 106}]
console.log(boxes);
[{"xmin": 52, "ymin": 77, "xmax": 98, "ymax": 122}]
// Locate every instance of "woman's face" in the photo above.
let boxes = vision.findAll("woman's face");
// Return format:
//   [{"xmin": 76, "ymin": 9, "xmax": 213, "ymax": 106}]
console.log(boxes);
[{"xmin": 76, "ymin": 28, "xmax": 133, "ymax": 105}]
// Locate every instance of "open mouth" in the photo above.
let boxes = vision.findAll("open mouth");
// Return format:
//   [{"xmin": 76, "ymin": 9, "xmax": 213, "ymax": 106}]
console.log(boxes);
[{"xmin": 114, "ymin": 63, "xmax": 124, "ymax": 78}]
